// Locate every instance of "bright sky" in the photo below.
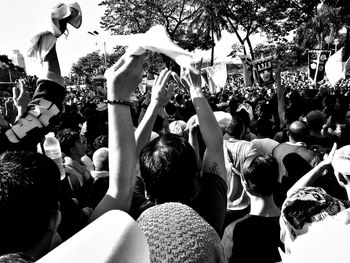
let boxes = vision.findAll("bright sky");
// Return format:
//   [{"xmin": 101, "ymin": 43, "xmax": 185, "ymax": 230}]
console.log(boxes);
[{"xmin": 0, "ymin": 0, "xmax": 268, "ymax": 77}]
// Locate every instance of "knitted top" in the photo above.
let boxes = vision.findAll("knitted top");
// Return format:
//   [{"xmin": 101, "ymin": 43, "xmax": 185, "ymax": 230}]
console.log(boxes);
[{"xmin": 137, "ymin": 202, "xmax": 225, "ymax": 263}]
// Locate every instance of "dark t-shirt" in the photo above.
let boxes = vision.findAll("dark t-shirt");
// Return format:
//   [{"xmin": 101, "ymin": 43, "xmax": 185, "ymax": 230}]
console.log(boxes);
[
  {"xmin": 223, "ymin": 215, "xmax": 283, "ymax": 263},
  {"xmin": 273, "ymin": 143, "xmax": 320, "ymax": 182},
  {"xmin": 190, "ymin": 172, "xmax": 227, "ymax": 238},
  {"xmin": 134, "ymin": 172, "xmax": 227, "ymax": 237}
]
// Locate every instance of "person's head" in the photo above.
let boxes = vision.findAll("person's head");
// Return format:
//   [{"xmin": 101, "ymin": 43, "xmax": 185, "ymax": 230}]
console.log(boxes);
[
  {"xmin": 56, "ymin": 128, "xmax": 87, "ymax": 158},
  {"xmin": 281, "ymin": 213, "xmax": 350, "ymax": 263},
  {"xmin": 254, "ymin": 96, "xmax": 266, "ymax": 116},
  {"xmin": 0, "ymin": 151, "xmax": 60, "ymax": 258},
  {"xmin": 288, "ymin": 121, "xmax": 308, "ymax": 143},
  {"xmin": 93, "ymin": 134, "xmax": 108, "ymax": 151},
  {"xmin": 92, "ymin": 147, "xmax": 109, "ymax": 172},
  {"xmin": 280, "ymin": 187, "xmax": 347, "ymax": 255},
  {"xmin": 345, "ymin": 110, "xmax": 350, "ymax": 127},
  {"xmin": 226, "ymin": 115, "xmax": 245, "ymax": 139},
  {"xmin": 137, "ymin": 202, "xmax": 225, "ymax": 263},
  {"xmin": 241, "ymin": 154, "xmax": 278, "ymax": 197},
  {"xmin": 284, "ymin": 107, "xmax": 301, "ymax": 126},
  {"xmin": 256, "ymin": 117, "xmax": 273, "ymax": 138},
  {"xmin": 168, "ymin": 120, "xmax": 187, "ymax": 137},
  {"xmin": 140, "ymin": 133, "xmax": 198, "ymax": 204},
  {"xmin": 305, "ymin": 110, "xmax": 325, "ymax": 133}
]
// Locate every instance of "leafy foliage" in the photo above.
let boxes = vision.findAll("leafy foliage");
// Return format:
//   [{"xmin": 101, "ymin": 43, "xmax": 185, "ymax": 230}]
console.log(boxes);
[
  {"xmin": 71, "ymin": 47, "xmax": 125, "ymax": 77},
  {"xmin": 0, "ymin": 55, "xmax": 25, "ymax": 82},
  {"xmin": 99, "ymin": 0, "xmax": 216, "ymax": 51}
]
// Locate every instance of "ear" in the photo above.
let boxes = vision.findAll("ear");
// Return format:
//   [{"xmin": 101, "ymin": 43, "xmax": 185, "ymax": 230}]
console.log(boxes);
[{"xmin": 70, "ymin": 146, "xmax": 77, "ymax": 155}]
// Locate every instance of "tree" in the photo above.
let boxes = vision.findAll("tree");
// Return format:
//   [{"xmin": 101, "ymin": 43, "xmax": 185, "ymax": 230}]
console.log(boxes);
[
  {"xmin": 0, "ymin": 55, "xmax": 25, "ymax": 82},
  {"xmin": 71, "ymin": 47, "xmax": 125, "ymax": 77},
  {"xmin": 201, "ymin": 0, "xmax": 292, "ymax": 59},
  {"xmin": 99, "ymin": 0, "xmax": 214, "ymax": 52},
  {"xmin": 189, "ymin": 0, "xmax": 228, "ymax": 65}
]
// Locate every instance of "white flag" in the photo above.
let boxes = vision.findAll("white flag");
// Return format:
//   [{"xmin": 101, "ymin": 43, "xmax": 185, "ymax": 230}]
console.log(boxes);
[
  {"xmin": 204, "ymin": 63, "xmax": 227, "ymax": 93},
  {"xmin": 111, "ymin": 25, "xmax": 197, "ymax": 73},
  {"xmin": 325, "ymin": 48, "xmax": 344, "ymax": 86}
]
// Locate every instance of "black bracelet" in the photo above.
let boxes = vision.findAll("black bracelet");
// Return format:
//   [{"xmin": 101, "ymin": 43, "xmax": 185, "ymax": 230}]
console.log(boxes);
[{"xmin": 104, "ymin": 99, "xmax": 132, "ymax": 107}]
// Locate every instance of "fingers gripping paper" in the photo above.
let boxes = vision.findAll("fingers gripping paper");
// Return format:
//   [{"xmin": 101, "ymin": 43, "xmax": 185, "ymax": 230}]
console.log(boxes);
[{"xmin": 114, "ymin": 25, "xmax": 196, "ymax": 72}]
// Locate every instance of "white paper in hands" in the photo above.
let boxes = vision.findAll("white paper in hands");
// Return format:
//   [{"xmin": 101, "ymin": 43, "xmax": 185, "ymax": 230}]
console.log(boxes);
[{"xmin": 114, "ymin": 25, "xmax": 197, "ymax": 73}]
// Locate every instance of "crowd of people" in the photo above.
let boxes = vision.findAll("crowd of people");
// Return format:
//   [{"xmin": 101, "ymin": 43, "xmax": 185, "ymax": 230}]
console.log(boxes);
[{"xmin": 1, "ymin": 2, "xmax": 350, "ymax": 263}]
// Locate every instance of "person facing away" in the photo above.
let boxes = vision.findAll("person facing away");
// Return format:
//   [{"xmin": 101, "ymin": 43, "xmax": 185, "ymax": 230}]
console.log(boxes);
[
  {"xmin": 0, "ymin": 151, "xmax": 61, "ymax": 261},
  {"xmin": 221, "ymin": 154, "xmax": 283, "ymax": 263},
  {"xmin": 272, "ymin": 120, "xmax": 320, "ymax": 183},
  {"xmin": 140, "ymin": 64, "xmax": 227, "ymax": 237}
]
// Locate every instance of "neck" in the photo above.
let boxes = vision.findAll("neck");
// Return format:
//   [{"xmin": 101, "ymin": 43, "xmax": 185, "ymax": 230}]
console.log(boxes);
[
  {"xmin": 249, "ymin": 195, "xmax": 280, "ymax": 217},
  {"xmin": 69, "ymin": 153, "xmax": 82, "ymax": 163}
]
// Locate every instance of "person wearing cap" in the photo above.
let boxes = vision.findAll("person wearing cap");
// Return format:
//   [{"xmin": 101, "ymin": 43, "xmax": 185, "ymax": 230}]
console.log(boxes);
[
  {"xmin": 279, "ymin": 143, "xmax": 350, "ymax": 254},
  {"xmin": 279, "ymin": 208, "xmax": 350, "ymax": 263},
  {"xmin": 222, "ymin": 155, "xmax": 283, "ymax": 263},
  {"xmin": 138, "ymin": 202, "xmax": 225, "ymax": 263}
]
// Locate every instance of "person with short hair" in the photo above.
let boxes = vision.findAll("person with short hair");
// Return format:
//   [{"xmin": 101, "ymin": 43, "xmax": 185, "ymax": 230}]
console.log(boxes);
[
  {"xmin": 140, "ymin": 64, "xmax": 227, "ymax": 237},
  {"xmin": 222, "ymin": 155, "xmax": 283, "ymax": 263},
  {"xmin": 0, "ymin": 151, "xmax": 61, "ymax": 260},
  {"xmin": 57, "ymin": 128, "xmax": 91, "ymax": 189}
]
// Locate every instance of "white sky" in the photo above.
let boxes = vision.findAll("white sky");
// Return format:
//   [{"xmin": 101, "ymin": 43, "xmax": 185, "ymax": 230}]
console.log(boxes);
[{"xmin": 0, "ymin": 0, "xmax": 268, "ymax": 76}]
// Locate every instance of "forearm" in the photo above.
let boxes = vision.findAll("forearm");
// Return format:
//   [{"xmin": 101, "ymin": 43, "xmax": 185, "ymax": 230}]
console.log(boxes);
[
  {"xmin": 188, "ymin": 131, "xmax": 201, "ymax": 169},
  {"xmin": 191, "ymin": 87, "xmax": 223, "ymax": 149},
  {"xmin": 191, "ymin": 87, "xmax": 226, "ymax": 181},
  {"xmin": 287, "ymin": 160, "xmax": 329, "ymax": 197},
  {"xmin": 135, "ymin": 102, "xmax": 160, "ymax": 155},
  {"xmin": 90, "ymin": 104, "xmax": 136, "ymax": 222}
]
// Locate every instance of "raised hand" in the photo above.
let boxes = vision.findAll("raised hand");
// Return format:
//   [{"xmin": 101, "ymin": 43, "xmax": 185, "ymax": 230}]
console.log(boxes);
[
  {"xmin": 180, "ymin": 59, "xmax": 202, "ymax": 93},
  {"xmin": 151, "ymin": 68, "xmax": 173, "ymax": 108},
  {"xmin": 324, "ymin": 142, "xmax": 337, "ymax": 166},
  {"xmin": 13, "ymin": 79, "xmax": 31, "ymax": 116},
  {"xmin": 186, "ymin": 115, "xmax": 200, "ymax": 136},
  {"xmin": 104, "ymin": 54, "xmax": 146, "ymax": 100},
  {"xmin": 4, "ymin": 98, "xmax": 16, "ymax": 124}
]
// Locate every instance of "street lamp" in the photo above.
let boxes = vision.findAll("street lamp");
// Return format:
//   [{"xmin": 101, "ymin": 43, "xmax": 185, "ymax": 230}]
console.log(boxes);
[{"xmin": 88, "ymin": 30, "xmax": 107, "ymax": 68}]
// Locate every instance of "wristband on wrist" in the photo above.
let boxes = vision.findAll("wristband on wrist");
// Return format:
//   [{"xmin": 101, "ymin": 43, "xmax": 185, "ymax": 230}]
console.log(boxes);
[{"xmin": 104, "ymin": 99, "xmax": 132, "ymax": 107}]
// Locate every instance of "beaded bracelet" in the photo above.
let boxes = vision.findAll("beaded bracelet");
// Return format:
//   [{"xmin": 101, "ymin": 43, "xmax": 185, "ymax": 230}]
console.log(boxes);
[{"xmin": 104, "ymin": 99, "xmax": 132, "ymax": 107}]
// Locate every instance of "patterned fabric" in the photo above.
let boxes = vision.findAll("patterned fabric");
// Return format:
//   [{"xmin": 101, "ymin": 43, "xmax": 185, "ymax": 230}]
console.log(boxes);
[
  {"xmin": 137, "ymin": 202, "xmax": 225, "ymax": 263},
  {"xmin": 280, "ymin": 187, "xmax": 348, "ymax": 253}
]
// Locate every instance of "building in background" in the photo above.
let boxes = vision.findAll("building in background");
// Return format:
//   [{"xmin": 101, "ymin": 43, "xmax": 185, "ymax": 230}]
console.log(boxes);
[{"xmin": 11, "ymin": 50, "xmax": 26, "ymax": 72}]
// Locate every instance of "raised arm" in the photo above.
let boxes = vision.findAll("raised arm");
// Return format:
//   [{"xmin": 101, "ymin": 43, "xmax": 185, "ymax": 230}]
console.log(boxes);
[
  {"xmin": 181, "ymin": 64, "xmax": 226, "ymax": 182},
  {"xmin": 187, "ymin": 116, "xmax": 201, "ymax": 169},
  {"xmin": 276, "ymin": 62, "xmax": 285, "ymax": 129},
  {"xmin": 89, "ymin": 53, "xmax": 145, "ymax": 222},
  {"xmin": 135, "ymin": 68, "xmax": 172, "ymax": 156}
]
